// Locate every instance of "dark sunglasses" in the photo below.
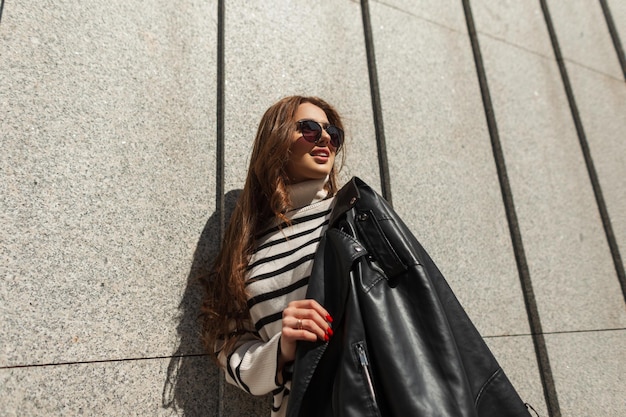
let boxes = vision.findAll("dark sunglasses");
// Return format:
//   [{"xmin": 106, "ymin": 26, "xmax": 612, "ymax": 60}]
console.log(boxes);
[{"xmin": 296, "ymin": 120, "xmax": 344, "ymax": 150}]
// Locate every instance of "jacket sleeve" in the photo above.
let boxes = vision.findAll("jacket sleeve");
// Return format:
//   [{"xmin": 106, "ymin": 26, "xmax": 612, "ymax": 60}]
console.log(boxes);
[{"xmin": 215, "ymin": 323, "xmax": 283, "ymax": 396}]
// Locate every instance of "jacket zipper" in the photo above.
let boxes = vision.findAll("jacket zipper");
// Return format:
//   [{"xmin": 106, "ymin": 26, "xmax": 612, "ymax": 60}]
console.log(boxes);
[{"xmin": 356, "ymin": 343, "xmax": 377, "ymax": 403}]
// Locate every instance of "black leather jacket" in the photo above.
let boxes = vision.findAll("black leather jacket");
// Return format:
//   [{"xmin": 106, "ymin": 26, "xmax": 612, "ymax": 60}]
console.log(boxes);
[{"xmin": 287, "ymin": 177, "xmax": 530, "ymax": 417}]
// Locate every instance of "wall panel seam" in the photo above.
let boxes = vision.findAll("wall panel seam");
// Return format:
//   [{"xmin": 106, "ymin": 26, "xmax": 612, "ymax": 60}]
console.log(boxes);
[
  {"xmin": 374, "ymin": 0, "xmax": 463, "ymax": 35},
  {"xmin": 5, "ymin": 323, "xmax": 622, "ymax": 369},
  {"xmin": 216, "ymin": 0, "xmax": 226, "ymax": 416},
  {"xmin": 462, "ymin": 1, "xmax": 561, "ymax": 415},
  {"xmin": 360, "ymin": 0, "xmax": 392, "ymax": 204},
  {"xmin": 478, "ymin": 31, "xmax": 625, "ymax": 82},
  {"xmin": 0, "ymin": 353, "xmax": 212, "ymax": 370},
  {"xmin": 482, "ymin": 327, "xmax": 626, "ymax": 339},
  {"xmin": 539, "ymin": 0, "xmax": 626, "ymax": 304},
  {"xmin": 599, "ymin": 0, "xmax": 626, "ymax": 81}
]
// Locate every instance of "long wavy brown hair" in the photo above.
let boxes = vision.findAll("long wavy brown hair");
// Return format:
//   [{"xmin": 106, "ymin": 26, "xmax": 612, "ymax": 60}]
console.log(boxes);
[{"xmin": 200, "ymin": 96, "xmax": 345, "ymax": 359}]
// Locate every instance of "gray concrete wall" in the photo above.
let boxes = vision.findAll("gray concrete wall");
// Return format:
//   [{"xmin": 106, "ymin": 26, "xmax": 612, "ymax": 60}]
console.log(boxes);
[{"xmin": 1, "ymin": 1, "xmax": 624, "ymax": 416}]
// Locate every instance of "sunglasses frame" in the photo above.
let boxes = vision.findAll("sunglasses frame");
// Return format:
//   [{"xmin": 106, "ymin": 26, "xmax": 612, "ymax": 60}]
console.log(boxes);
[{"xmin": 296, "ymin": 119, "xmax": 344, "ymax": 150}]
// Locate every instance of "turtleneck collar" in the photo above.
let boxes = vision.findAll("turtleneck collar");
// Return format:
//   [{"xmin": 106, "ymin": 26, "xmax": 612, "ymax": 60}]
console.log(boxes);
[{"xmin": 286, "ymin": 176, "xmax": 330, "ymax": 210}]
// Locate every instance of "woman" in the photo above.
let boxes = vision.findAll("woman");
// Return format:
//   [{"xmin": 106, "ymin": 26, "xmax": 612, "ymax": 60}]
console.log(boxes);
[
  {"xmin": 202, "ymin": 96, "xmax": 532, "ymax": 417},
  {"xmin": 201, "ymin": 96, "xmax": 346, "ymax": 416}
]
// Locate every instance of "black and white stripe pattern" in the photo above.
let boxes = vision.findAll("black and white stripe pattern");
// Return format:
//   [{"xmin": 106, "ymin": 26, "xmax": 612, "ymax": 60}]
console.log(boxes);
[
  {"xmin": 247, "ymin": 200, "xmax": 333, "ymax": 341},
  {"xmin": 217, "ymin": 194, "xmax": 334, "ymax": 417}
]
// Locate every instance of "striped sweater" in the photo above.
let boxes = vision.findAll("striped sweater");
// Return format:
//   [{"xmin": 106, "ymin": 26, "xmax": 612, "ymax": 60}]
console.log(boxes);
[{"xmin": 217, "ymin": 177, "xmax": 335, "ymax": 417}]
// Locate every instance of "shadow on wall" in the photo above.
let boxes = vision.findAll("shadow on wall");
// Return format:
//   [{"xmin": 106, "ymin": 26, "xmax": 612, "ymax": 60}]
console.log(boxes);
[{"xmin": 161, "ymin": 189, "xmax": 244, "ymax": 416}]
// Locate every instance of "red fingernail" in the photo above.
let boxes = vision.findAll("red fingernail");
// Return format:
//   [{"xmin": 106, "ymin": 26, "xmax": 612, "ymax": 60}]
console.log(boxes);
[
  {"xmin": 325, "ymin": 314, "xmax": 333, "ymax": 323},
  {"xmin": 324, "ymin": 334, "xmax": 330, "ymax": 342},
  {"xmin": 326, "ymin": 327, "xmax": 334, "ymax": 337}
]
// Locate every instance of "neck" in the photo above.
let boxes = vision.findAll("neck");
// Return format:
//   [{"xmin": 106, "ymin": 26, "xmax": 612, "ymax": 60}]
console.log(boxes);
[{"xmin": 287, "ymin": 177, "xmax": 329, "ymax": 210}]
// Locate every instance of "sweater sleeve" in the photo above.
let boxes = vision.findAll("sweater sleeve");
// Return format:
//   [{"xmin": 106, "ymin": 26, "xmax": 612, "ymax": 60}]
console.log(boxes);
[{"xmin": 216, "ymin": 328, "xmax": 283, "ymax": 396}]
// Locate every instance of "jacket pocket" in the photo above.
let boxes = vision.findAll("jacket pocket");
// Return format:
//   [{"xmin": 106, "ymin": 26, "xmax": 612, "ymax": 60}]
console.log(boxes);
[
  {"xmin": 355, "ymin": 210, "xmax": 407, "ymax": 281},
  {"xmin": 353, "ymin": 341, "xmax": 382, "ymax": 416}
]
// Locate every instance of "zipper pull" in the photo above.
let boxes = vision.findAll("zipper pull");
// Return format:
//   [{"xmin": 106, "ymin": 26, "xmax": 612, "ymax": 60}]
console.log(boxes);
[
  {"xmin": 357, "ymin": 344, "xmax": 369, "ymax": 366},
  {"xmin": 356, "ymin": 343, "xmax": 377, "ymax": 403}
]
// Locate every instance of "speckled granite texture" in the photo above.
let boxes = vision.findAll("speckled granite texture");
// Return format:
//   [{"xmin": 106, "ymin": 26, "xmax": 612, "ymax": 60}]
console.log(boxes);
[{"xmin": 1, "ymin": 1, "xmax": 624, "ymax": 416}]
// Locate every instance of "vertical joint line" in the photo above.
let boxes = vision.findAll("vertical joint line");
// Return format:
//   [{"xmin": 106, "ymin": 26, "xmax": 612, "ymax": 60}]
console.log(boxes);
[
  {"xmin": 0, "ymin": 0, "xmax": 5, "ymax": 25},
  {"xmin": 216, "ymin": 0, "xmax": 226, "ymax": 241},
  {"xmin": 540, "ymin": 0, "xmax": 626, "ymax": 302},
  {"xmin": 360, "ymin": 0, "xmax": 392, "ymax": 205},
  {"xmin": 599, "ymin": 0, "xmax": 626, "ymax": 81},
  {"xmin": 216, "ymin": 1, "xmax": 226, "ymax": 417},
  {"xmin": 462, "ymin": 1, "xmax": 561, "ymax": 415}
]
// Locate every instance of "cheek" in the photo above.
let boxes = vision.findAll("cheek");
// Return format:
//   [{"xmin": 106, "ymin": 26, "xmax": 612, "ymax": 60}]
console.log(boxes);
[
  {"xmin": 289, "ymin": 139, "xmax": 311, "ymax": 157},
  {"xmin": 285, "ymin": 142, "xmax": 309, "ymax": 174}
]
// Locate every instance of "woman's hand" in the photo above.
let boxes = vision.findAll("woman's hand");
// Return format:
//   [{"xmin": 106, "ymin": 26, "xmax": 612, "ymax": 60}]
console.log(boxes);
[{"xmin": 279, "ymin": 299, "xmax": 334, "ymax": 367}]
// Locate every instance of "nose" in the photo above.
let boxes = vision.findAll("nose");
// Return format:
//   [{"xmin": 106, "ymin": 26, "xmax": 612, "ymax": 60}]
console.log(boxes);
[{"xmin": 316, "ymin": 128, "xmax": 332, "ymax": 147}]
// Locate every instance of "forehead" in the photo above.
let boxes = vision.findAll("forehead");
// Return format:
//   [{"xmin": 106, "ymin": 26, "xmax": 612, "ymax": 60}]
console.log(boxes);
[{"xmin": 294, "ymin": 102, "xmax": 328, "ymax": 123}]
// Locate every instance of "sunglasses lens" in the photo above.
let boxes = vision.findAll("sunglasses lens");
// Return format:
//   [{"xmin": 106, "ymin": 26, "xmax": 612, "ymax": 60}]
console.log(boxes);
[
  {"xmin": 326, "ymin": 126, "xmax": 344, "ymax": 150},
  {"xmin": 299, "ymin": 120, "xmax": 321, "ymax": 143},
  {"xmin": 297, "ymin": 120, "xmax": 344, "ymax": 150}
]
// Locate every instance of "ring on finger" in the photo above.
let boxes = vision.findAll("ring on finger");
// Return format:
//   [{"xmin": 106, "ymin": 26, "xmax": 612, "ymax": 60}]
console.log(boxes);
[{"xmin": 297, "ymin": 319, "xmax": 303, "ymax": 330}]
